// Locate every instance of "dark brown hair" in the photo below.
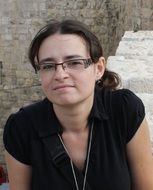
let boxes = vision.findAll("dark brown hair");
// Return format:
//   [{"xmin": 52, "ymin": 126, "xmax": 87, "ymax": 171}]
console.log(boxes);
[{"xmin": 28, "ymin": 19, "xmax": 120, "ymax": 90}]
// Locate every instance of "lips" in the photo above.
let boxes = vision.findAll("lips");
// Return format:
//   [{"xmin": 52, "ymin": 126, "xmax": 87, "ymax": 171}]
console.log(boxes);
[{"xmin": 53, "ymin": 85, "xmax": 74, "ymax": 90}]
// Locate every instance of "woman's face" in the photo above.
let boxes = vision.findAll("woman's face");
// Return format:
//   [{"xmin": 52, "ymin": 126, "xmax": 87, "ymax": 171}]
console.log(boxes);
[{"xmin": 38, "ymin": 33, "xmax": 105, "ymax": 107}]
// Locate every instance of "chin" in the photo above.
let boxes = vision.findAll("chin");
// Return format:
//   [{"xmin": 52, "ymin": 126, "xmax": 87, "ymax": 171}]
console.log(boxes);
[{"xmin": 51, "ymin": 97, "xmax": 83, "ymax": 107}]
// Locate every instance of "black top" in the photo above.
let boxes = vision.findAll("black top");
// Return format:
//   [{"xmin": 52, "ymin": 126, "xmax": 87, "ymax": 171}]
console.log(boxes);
[{"xmin": 3, "ymin": 88, "xmax": 145, "ymax": 190}]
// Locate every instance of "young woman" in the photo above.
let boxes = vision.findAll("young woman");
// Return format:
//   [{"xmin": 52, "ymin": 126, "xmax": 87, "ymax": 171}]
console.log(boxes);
[{"xmin": 3, "ymin": 20, "xmax": 153, "ymax": 190}]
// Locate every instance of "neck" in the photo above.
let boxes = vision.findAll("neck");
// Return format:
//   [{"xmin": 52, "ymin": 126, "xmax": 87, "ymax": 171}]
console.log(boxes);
[{"xmin": 53, "ymin": 95, "xmax": 94, "ymax": 133}]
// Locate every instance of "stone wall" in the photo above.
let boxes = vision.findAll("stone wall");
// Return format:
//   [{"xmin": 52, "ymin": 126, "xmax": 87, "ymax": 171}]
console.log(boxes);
[{"xmin": 0, "ymin": 0, "xmax": 153, "ymax": 164}]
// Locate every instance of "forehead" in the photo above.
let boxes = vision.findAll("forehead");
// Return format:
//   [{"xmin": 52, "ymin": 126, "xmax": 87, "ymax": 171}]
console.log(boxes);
[{"xmin": 38, "ymin": 34, "xmax": 89, "ymax": 60}]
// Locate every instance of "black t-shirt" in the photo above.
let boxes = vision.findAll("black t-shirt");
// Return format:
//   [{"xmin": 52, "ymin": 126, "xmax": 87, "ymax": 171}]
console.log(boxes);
[{"xmin": 3, "ymin": 88, "xmax": 145, "ymax": 190}]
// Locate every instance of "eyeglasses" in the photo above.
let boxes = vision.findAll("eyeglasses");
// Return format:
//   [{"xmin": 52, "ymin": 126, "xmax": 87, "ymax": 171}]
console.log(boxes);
[{"xmin": 36, "ymin": 58, "xmax": 93, "ymax": 74}]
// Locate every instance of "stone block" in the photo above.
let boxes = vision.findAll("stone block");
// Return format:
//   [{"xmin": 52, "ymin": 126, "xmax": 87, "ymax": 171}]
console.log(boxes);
[
  {"xmin": 116, "ymin": 41, "xmax": 153, "ymax": 56},
  {"xmin": 107, "ymin": 56, "xmax": 153, "ymax": 93},
  {"xmin": 122, "ymin": 31, "xmax": 153, "ymax": 41}
]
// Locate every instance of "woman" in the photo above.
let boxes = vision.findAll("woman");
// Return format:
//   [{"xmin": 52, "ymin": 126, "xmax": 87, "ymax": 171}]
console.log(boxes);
[{"xmin": 3, "ymin": 19, "xmax": 153, "ymax": 190}]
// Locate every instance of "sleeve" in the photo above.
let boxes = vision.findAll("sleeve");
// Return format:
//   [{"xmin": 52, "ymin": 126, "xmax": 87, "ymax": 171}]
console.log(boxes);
[
  {"xmin": 3, "ymin": 110, "xmax": 31, "ymax": 165},
  {"xmin": 112, "ymin": 89, "xmax": 145, "ymax": 143}
]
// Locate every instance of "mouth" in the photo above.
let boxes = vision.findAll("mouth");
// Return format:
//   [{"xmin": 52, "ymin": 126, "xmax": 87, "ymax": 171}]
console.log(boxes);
[{"xmin": 53, "ymin": 85, "xmax": 74, "ymax": 90}]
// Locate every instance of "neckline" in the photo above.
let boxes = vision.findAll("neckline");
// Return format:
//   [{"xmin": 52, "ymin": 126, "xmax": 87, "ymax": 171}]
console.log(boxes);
[{"xmin": 58, "ymin": 121, "xmax": 94, "ymax": 190}]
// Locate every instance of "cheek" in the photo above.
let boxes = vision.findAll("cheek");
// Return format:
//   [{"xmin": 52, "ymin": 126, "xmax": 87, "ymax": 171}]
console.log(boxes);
[
  {"xmin": 78, "ymin": 72, "xmax": 96, "ymax": 90},
  {"xmin": 40, "ymin": 76, "xmax": 52, "ymax": 92}
]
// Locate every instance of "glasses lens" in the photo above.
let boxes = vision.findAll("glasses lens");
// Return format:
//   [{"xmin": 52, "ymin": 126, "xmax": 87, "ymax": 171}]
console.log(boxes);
[
  {"xmin": 66, "ymin": 60, "xmax": 85, "ymax": 70},
  {"xmin": 39, "ymin": 64, "xmax": 55, "ymax": 72}
]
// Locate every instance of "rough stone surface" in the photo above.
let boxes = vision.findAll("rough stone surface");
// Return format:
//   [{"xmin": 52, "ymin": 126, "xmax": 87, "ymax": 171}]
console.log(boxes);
[
  {"xmin": 107, "ymin": 56, "xmax": 153, "ymax": 93},
  {"xmin": 0, "ymin": 0, "xmax": 153, "ymax": 168},
  {"xmin": 116, "ymin": 31, "xmax": 153, "ymax": 57}
]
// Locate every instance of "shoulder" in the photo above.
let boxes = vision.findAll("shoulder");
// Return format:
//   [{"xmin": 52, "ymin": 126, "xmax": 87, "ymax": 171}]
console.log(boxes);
[
  {"xmin": 111, "ymin": 88, "xmax": 142, "ymax": 102},
  {"xmin": 4, "ymin": 98, "xmax": 52, "ymax": 139},
  {"xmin": 22, "ymin": 98, "xmax": 50, "ymax": 115},
  {"xmin": 96, "ymin": 88, "xmax": 144, "ymax": 112},
  {"xmin": 113, "ymin": 89, "xmax": 145, "ymax": 142},
  {"xmin": 111, "ymin": 89, "xmax": 145, "ymax": 115},
  {"xmin": 3, "ymin": 99, "xmax": 45, "ymax": 134},
  {"xmin": 3, "ymin": 98, "xmax": 50, "ymax": 164},
  {"xmin": 6, "ymin": 98, "xmax": 48, "ymax": 124},
  {"xmin": 97, "ymin": 88, "xmax": 145, "ymax": 143}
]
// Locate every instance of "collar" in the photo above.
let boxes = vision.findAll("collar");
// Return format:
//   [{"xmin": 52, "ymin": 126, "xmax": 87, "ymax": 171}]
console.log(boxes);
[
  {"xmin": 88, "ymin": 87, "xmax": 109, "ymax": 121},
  {"xmin": 36, "ymin": 88, "xmax": 109, "ymax": 138}
]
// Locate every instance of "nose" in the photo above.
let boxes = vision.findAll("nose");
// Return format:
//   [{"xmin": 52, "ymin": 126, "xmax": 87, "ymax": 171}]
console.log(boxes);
[{"xmin": 53, "ymin": 64, "xmax": 69, "ymax": 80}]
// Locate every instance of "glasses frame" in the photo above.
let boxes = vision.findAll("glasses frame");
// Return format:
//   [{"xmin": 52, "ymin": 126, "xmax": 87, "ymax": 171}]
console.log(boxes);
[{"xmin": 35, "ymin": 58, "xmax": 93, "ymax": 73}]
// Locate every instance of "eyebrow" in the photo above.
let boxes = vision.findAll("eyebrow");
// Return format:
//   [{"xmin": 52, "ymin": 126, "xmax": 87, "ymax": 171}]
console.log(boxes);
[
  {"xmin": 64, "ymin": 55, "xmax": 84, "ymax": 60},
  {"xmin": 39, "ymin": 55, "xmax": 85, "ymax": 64}
]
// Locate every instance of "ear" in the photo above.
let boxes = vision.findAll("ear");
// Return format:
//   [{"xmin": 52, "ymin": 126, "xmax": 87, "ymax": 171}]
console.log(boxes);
[{"xmin": 95, "ymin": 57, "xmax": 106, "ymax": 80}]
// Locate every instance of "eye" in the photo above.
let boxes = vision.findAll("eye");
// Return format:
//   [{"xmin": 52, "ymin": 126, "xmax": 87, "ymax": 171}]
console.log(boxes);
[
  {"xmin": 40, "ymin": 64, "xmax": 55, "ymax": 71},
  {"xmin": 67, "ymin": 60, "xmax": 84, "ymax": 67},
  {"xmin": 72, "ymin": 60, "xmax": 83, "ymax": 65}
]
